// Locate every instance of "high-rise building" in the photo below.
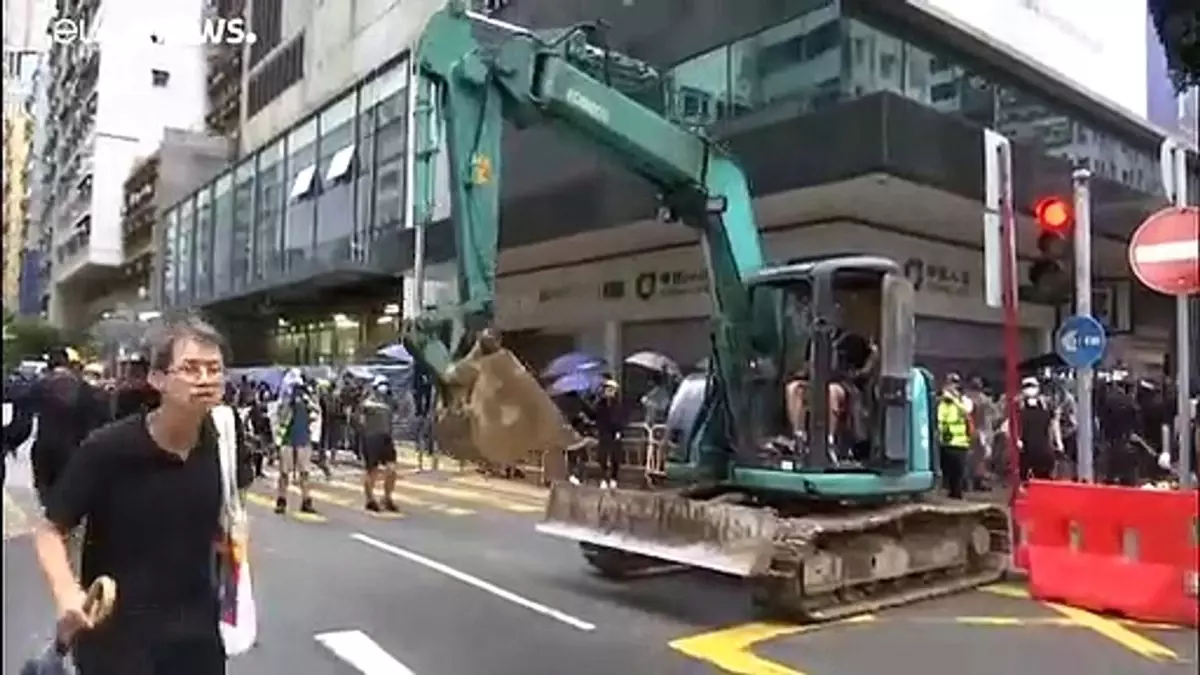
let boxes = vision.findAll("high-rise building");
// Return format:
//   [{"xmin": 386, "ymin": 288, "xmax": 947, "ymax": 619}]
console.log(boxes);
[
  {"xmin": 36, "ymin": 0, "xmax": 214, "ymax": 331},
  {"xmin": 3, "ymin": 0, "xmax": 53, "ymax": 315}
]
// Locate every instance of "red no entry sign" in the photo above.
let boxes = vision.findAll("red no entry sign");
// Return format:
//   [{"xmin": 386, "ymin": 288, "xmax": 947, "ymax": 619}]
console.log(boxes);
[{"xmin": 1128, "ymin": 206, "xmax": 1199, "ymax": 296}]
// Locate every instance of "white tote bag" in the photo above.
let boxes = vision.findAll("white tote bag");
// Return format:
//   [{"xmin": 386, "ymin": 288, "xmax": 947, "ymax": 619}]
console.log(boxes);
[{"xmin": 212, "ymin": 405, "xmax": 258, "ymax": 656}]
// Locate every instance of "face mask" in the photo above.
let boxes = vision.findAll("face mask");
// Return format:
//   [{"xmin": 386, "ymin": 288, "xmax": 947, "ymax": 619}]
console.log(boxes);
[{"xmin": 1022, "ymin": 387, "xmax": 1039, "ymax": 399}]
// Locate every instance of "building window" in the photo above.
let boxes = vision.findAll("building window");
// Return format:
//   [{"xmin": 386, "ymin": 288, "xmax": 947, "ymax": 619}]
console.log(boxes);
[
  {"xmin": 194, "ymin": 187, "xmax": 214, "ymax": 299},
  {"xmin": 212, "ymin": 173, "xmax": 234, "ymax": 296},
  {"xmin": 248, "ymin": 0, "xmax": 283, "ymax": 67},
  {"xmin": 151, "ymin": 69, "xmax": 170, "ymax": 87},
  {"xmin": 232, "ymin": 158, "xmax": 255, "ymax": 291},
  {"xmin": 254, "ymin": 140, "xmax": 285, "ymax": 280},
  {"xmin": 247, "ymin": 33, "xmax": 305, "ymax": 118},
  {"xmin": 365, "ymin": 63, "xmax": 408, "ymax": 236},
  {"xmin": 161, "ymin": 208, "xmax": 178, "ymax": 306},
  {"xmin": 315, "ymin": 92, "xmax": 356, "ymax": 255},
  {"xmin": 283, "ymin": 120, "xmax": 317, "ymax": 270},
  {"xmin": 177, "ymin": 199, "xmax": 195, "ymax": 302}
]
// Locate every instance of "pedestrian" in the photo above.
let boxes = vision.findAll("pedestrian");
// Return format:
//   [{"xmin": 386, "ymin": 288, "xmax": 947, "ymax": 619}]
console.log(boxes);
[
  {"xmin": 935, "ymin": 373, "xmax": 971, "ymax": 499},
  {"xmin": 27, "ymin": 347, "xmax": 110, "ymax": 504},
  {"xmin": 32, "ymin": 313, "xmax": 247, "ymax": 675},
  {"xmin": 113, "ymin": 354, "xmax": 160, "ymax": 420},
  {"xmin": 359, "ymin": 383, "xmax": 400, "ymax": 512},
  {"xmin": 590, "ymin": 379, "xmax": 624, "ymax": 489},
  {"xmin": 274, "ymin": 378, "xmax": 319, "ymax": 515},
  {"xmin": 1012, "ymin": 377, "xmax": 1060, "ymax": 481}
]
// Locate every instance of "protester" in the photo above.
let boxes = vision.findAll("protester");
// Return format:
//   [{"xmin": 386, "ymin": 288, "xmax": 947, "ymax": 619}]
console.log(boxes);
[
  {"xmin": 33, "ymin": 313, "xmax": 248, "ymax": 675},
  {"xmin": 27, "ymin": 347, "xmax": 110, "ymax": 503},
  {"xmin": 359, "ymin": 383, "xmax": 400, "ymax": 512}
]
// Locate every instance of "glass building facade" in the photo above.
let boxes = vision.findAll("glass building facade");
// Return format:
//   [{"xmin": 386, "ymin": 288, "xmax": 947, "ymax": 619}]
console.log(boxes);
[
  {"xmin": 161, "ymin": 55, "xmax": 410, "ymax": 308},
  {"xmin": 657, "ymin": 1, "xmax": 1166, "ymax": 195},
  {"xmin": 161, "ymin": 2, "xmax": 1180, "ymax": 310}
]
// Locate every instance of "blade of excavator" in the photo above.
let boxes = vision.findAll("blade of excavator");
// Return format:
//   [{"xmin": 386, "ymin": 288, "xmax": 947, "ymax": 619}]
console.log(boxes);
[
  {"xmin": 433, "ymin": 347, "xmax": 578, "ymax": 469},
  {"xmin": 537, "ymin": 483, "xmax": 782, "ymax": 577}
]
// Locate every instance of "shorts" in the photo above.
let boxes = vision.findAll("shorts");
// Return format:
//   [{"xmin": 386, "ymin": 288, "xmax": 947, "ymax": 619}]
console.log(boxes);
[
  {"xmin": 279, "ymin": 444, "xmax": 312, "ymax": 475},
  {"xmin": 362, "ymin": 433, "xmax": 397, "ymax": 470}
]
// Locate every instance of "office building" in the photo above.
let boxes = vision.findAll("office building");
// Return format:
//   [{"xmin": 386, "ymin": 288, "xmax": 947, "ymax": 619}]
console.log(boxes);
[
  {"xmin": 38, "ymin": 0, "xmax": 212, "ymax": 330},
  {"xmin": 161, "ymin": 0, "xmax": 1196, "ymax": 376}
]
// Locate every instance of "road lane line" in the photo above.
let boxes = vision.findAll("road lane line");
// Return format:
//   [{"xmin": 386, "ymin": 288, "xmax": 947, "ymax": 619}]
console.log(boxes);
[
  {"xmin": 668, "ymin": 616, "xmax": 876, "ymax": 675},
  {"xmin": 329, "ymin": 480, "xmax": 474, "ymax": 516},
  {"xmin": 315, "ymin": 629, "xmax": 416, "ymax": 675},
  {"xmin": 1046, "ymin": 603, "xmax": 1180, "ymax": 662},
  {"xmin": 351, "ymin": 532, "xmax": 595, "ymax": 631}
]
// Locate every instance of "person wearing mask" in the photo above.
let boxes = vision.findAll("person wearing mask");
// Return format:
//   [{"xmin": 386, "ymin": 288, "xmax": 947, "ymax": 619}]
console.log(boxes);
[
  {"xmin": 274, "ymin": 379, "xmax": 319, "ymax": 515},
  {"xmin": 589, "ymin": 379, "xmax": 624, "ymax": 489},
  {"xmin": 33, "ymin": 313, "xmax": 249, "ymax": 675},
  {"xmin": 1009, "ymin": 377, "xmax": 1062, "ymax": 481},
  {"xmin": 359, "ymin": 383, "xmax": 400, "ymax": 512},
  {"xmin": 27, "ymin": 347, "xmax": 110, "ymax": 504},
  {"xmin": 935, "ymin": 373, "xmax": 971, "ymax": 499}
]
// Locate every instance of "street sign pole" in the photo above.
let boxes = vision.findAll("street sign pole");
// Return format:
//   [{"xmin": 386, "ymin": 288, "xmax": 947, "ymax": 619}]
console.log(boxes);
[
  {"xmin": 1161, "ymin": 139, "xmax": 1193, "ymax": 488},
  {"xmin": 1072, "ymin": 168, "xmax": 1096, "ymax": 482}
]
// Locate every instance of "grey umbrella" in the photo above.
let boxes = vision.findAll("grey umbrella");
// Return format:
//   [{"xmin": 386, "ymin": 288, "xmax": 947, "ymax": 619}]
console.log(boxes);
[{"xmin": 623, "ymin": 350, "xmax": 681, "ymax": 376}]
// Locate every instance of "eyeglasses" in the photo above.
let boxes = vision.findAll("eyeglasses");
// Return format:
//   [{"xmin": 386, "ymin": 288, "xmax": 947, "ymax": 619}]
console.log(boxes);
[{"xmin": 167, "ymin": 362, "xmax": 225, "ymax": 380}]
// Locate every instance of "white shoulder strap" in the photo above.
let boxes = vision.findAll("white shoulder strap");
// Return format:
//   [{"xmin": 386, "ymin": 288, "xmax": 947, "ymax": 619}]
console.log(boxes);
[{"xmin": 210, "ymin": 406, "xmax": 243, "ymax": 520}]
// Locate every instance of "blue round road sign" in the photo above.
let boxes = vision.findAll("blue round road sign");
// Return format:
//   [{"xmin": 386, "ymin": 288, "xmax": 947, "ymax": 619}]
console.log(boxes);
[{"xmin": 1055, "ymin": 314, "xmax": 1107, "ymax": 369}]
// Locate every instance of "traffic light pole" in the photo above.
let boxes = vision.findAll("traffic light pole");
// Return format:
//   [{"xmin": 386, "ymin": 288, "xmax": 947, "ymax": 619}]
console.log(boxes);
[{"xmin": 1071, "ymin": 168, "xmax": 1096, "ymax": 483}]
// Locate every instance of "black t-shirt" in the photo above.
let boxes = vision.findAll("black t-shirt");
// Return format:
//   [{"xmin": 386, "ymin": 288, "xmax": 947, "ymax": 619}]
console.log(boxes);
[
  {"xmin": 29, "ymin": 371, "xmax": 110, "ymax": 495},
  {"xmin": 43, "ymin": 414, "xmax": 223, "ymax": 644}
]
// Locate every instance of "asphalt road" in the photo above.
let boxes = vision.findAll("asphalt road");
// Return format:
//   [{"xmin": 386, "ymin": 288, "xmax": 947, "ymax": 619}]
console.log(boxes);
[{"xmin": 4, "ymin": 449, "xmax": 1197, "ymax": 675}]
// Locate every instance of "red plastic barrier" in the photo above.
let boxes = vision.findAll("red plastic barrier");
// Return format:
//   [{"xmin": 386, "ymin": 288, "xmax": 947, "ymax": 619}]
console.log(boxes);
[{"xmin": 1023, "ymin": 480, "xmax": 1199, "ymax": 626}]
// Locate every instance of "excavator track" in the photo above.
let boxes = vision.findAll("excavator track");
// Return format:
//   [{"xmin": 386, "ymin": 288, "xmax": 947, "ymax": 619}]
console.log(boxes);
[
  {"xmin": 748, "ymin": 499, "xmax": 1010, "ymax": 622},
  {"xmin": 546, "ymin": 486, "xmax": 1011, "ymax": 622}
]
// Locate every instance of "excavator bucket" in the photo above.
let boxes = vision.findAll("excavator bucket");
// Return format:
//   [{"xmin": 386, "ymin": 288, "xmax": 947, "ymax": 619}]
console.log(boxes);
[
  {"xmin": 433, "ymin": 346, "xmax": 577, "ymax": 469},
  {"xmin": 537, "ymin": 483, "xmax": 783, "ymax": 577}
]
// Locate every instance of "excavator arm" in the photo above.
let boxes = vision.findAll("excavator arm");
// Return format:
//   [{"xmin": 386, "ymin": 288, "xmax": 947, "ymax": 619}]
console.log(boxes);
[{"xmin": 404, "ymin": 1, "xmax": 767, "ymax": 460}]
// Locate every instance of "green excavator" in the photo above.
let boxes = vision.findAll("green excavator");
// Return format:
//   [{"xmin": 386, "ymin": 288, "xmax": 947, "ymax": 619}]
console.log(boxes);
[{"xmin": 402, "ymin": 1, "xmax": 1009, "ymax": 621}]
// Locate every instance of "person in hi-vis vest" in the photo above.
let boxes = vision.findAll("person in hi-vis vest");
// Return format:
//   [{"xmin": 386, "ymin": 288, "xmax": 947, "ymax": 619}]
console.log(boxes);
[{"xmin": 936, "ymin": 373, "xmax": 972, "ymax": 499}]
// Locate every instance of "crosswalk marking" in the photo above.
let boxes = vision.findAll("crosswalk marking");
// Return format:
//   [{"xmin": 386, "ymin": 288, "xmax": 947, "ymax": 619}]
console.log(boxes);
[
  {"xmin": 450, "ymin": 474, "xmax": 548, "ymax": 501},
  {"xmin": 242, "ymin": 467, "xmax": 549, "ymax": 521},
  {"xmin": 392, "ymin": 478, "xmax": 542, "ymax": 513},
  {"xmin": 243, "ymin": 492, "xmax": 328, "ymax": 523},
  {"xmin": 327, "ymin": 480, "xmax": 475, "ymax": 517}
]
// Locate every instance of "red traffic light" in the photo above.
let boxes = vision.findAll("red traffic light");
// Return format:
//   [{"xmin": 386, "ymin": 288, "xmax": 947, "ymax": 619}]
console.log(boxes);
[{"xmin": 1035, "ymin": 196, "xmax": 1073, "ymax": 232}]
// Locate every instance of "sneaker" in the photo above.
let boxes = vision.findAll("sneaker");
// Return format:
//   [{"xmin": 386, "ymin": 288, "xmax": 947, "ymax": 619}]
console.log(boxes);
[
  {"xmin": 274, "ymin": 497, "xmax": 286, "ymax": 514},
  {"xmin": 600, "ymin": 480, "xmax": 613, "ymax": 490},
  {"xmin": 568, "ymin": 475, "xmax": 582, "ymax": 486},
  {"xmin": 300, "ymin": 498, "xmax": 318, "ymax": 514},
  {"xmin": 382, "ymin": 499, "xmax": 400, "ymax": 513},
  {"xmin": 365, "ymin": 500, "xmax": 381, "ymax": 512}
]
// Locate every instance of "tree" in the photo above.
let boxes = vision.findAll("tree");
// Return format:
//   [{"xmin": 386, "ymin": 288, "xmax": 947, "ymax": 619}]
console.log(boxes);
[
  {"xmin": 1149, "ymin": 0, "xmax": 1200, "ymax": 91},
  {"xmin": 3, "ymin": 315, "xmax": 64, "ymax": 369}
]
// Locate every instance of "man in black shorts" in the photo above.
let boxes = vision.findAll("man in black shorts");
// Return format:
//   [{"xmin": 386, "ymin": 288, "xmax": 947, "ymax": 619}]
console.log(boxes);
[{"xmin": 358, "ymin": 383, "xmax": 399, "ymax": 512}]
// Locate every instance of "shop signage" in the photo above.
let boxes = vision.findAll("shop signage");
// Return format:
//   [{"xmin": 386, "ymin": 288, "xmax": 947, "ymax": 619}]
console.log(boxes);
[
  {"xmin": 902, "ymin": 257, "xmax": 971, "ymax": 297},
  {"xmin": 633, "ymin": 268, "xmax": 707, "ymax": 300}
]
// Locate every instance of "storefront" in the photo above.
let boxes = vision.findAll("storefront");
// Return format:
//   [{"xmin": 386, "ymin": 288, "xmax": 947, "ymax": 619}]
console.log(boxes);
[{"xmin": 494, "ymin": 221, "xmax": 1059, "ymax": 375}]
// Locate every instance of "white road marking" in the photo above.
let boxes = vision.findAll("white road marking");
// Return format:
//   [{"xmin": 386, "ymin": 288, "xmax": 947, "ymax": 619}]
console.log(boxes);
[
  {"xmin": 315, "ymin": 629, "xmax": 416, "ymax": 675},
  {"xmin": 1133, "ymin": 240, "xmax": 1199, "ymax": 263},
  {"xmin": 350, "ymin": 532, "xmax": 596, "ymax": 632}
]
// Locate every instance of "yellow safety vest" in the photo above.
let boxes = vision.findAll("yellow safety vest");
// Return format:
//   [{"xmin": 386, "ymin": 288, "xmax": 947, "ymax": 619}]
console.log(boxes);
[{"xmin": 936, "ymin": 397, "xmax": 970, "ymax": 449}]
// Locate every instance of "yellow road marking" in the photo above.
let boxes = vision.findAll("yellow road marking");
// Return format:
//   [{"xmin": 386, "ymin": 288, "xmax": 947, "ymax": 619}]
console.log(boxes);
[
  {"xmin": 1046, "ymin": 603, "xmax": 1180, "ymax": 662},
  {"xmin": 450, "ymin": 475, "xmax": 548, "ymax": 501},
  {"xmin": 668, "ymin": 616, "xmax": 877, "ymax": 675},
  {"xmin": 981, "ymin": 583, "xmax": 1189, "ymax": 631},
  {"xmin": 393, "ymin": 478, "xmax": 542, "ymax": 513},
  {"xmin": 287, "ymin": 485, "xmax": 355, "ymax": 508},
  {"xmin": 329, "ymin": 480, "xmax": 474, "ymax": 516},
  {"xmin": 244, "ymin": 492, "xmax": 328, "ymax": 523}
]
